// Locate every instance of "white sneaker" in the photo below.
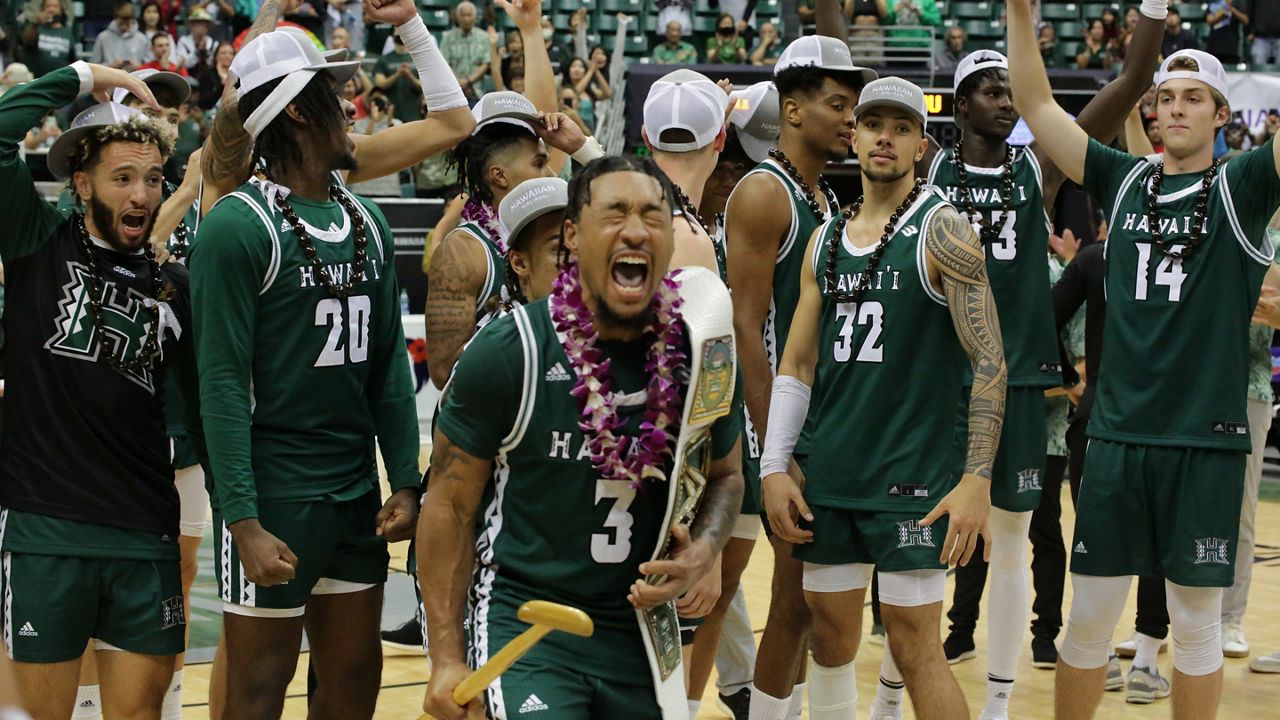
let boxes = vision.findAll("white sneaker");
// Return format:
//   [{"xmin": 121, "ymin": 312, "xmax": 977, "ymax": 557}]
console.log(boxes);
[
  {"xmin": 1250, "ymin": 650, "xmax": 1280, "ymax": 673},
  {"xmin": 1125, "ymin": 665, "xmax": 1171, "ymax": 704},
  {"xmin": 1222, "ymin": 623, "xmax": 1249, "ymax": 658},
  {"xmin": 868, "ymin": 699, "xmax": 904, "ymax": 720},
  {"xmin": 1114, "ymin": 633, "xmax": 1167, "ymax": 658}
]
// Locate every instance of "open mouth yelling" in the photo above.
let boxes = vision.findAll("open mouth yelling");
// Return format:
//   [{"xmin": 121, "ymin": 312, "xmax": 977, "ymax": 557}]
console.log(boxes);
[
  {"xmin": 610, "ymin": 252, "xmax": 651, "ymax": 298},
  {"xmin": 120, "ymin": 210, "xmax": 149, "ymax": 240}
]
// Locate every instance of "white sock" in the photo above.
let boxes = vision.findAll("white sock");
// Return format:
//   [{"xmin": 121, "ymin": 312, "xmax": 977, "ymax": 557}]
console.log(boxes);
[
  {"xmin": 71, "ymin": 685, "xmax": 101, "ymax": 720},
  {"xmin": 688, "ymin": 699, "xmax": 701, "ymax": 718},
  {"xmin": 748, "ymin": 685, "xmax": 792, "ymax": 720},
  {"xmin": 786, "ymin": 682, "xmax": 805, "ymax": 717},
  {"xmin": 161, "ymin": 669, "xmax": 183, "ymax": 720},
  {"xmin": 1133, "ymin": 632, "xmax": 1162, "ymax": 670},
  {"xmin": 873, "ymin": 646, "xmax": 905, "ymax": 710},
  {"xmin": 986, "ymin": 509, "xmax": 1032, "ymax": 682},
  {"xmin": 809, "ymin": 661, "xmax": 857, "ymax": 720},
  {"xmin": 981, "ymin": 675, "xmax": 1013, "ymax": 718}
]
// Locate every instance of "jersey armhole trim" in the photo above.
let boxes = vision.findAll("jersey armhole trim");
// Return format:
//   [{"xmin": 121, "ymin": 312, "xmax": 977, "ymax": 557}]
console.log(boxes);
[
  {"xmin": 226, "ymin": 191, "xmax": 281, "ymax": 295},
  {"xmin": 1024, "ymin": 147, "xmax": 1045, "ymax": 188},
  {"xmin": 454, "ymin": 225, "xmax": 498, "ymax": 311},
  {"xmin": 1104, "ymin": 162, "xmax": 1150, "ymax": 258},
  {"xmin": 499, "ymin": 304, "xmax": 538, "ymax": 452},
  {"xmin": 341, "ymin": 189, "xmax": 385, "ymax": 263},
  {"xmin": 915, "ymin": 202, "xmax": 948, "ymax": 306},
  {"xmin": 1218, "ymin": 170, "xmax": 1275, "ymax": 265},
  {"xmin": 926, "ymin": 147, "xmax": 947, "ymax": 184}
]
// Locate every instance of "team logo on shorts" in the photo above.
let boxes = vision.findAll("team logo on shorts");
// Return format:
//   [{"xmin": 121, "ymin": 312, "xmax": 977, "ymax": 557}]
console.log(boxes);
[
  {"xmin": 1016, "ymin": 469, "xmax": 1042, "ymax": 493},
  {"xmin": 897, "ymin": 519, "xmax": 934, "ymax": 548},
  {"xmin": 1193, "ymin": 538, "xmax": 1230, "ymax": 566},
  {"xmin": 161, "ymin": 595, "xmax": 186, "ymax": 630}
]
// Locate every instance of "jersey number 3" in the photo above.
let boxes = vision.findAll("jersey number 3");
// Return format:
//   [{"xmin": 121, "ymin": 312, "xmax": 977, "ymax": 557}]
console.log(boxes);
[
  {"xmin": 834, "ymin": 301, "xmax": 885, "ymax": 363},
  {"xmin": 314, "ymin": 295, "xmax": 371, "ymax": 367},
  {"xmin": 592, "ymin": 480, "xmax": 635, "ymax": 563}
]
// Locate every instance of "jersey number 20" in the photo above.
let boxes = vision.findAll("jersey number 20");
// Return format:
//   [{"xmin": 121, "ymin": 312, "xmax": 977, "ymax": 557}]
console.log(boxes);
[
  {"xmin": 314, "ymin": 295, "xmax": 371, "ymax": 367},
  {"xmin": 834, "ymin": 301, "xmax": 885, "ymax": 363}
]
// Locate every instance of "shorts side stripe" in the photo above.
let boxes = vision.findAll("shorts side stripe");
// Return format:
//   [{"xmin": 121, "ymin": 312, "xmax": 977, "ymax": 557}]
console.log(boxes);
[
  {"xmin": 2, "ymin": 552, "xmax": 11, "ymax": 659},
  {"xmin": 219, "ymin": 520, "xmax": 232, "ymax": 604}
]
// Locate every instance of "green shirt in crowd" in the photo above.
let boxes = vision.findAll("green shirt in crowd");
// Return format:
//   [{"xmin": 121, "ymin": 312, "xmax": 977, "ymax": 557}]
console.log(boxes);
[
  {"xmin": 652, "ymin": 40, "xmax": 698, "ymax": 65},
  {"xmin": 372, "ymin": 50, "xmax": 424, "ymax": 124}
]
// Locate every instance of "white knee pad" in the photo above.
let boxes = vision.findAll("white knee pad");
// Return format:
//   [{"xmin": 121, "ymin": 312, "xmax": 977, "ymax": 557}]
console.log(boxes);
[
  {"xmin": 175, "ymin": 465, "xmax": 209, "ymax": 537},
  {"xmin": 876, "ymin": 569, "xmax": 946, "ymax": 608},
  {"xmin": 802, "ymin": 562, "xmax": 872, "ymax": 593},
  {"xmin": 1059, "ymin": 574, "xmax": 1131, "ymax": 670},
  {"xmin": 1166, "ymin": 581, "xmax": 1224, "ymax": 676}
]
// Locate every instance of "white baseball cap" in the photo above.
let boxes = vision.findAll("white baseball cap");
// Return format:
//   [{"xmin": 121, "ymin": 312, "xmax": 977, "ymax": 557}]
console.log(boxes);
[
  {"xmin": 48, "ymin": 102, "xmax": 151, "ymax": 179},
  {"xmin": 111, "ymin": 68, "xmax": 191, "ymax": 107},
  {"xmin": 729, "ymin": 81, "xmax": 780, "ymax": 163},
  {"xmin": 231, "ymin": 30, "xmax": 360, "ymax": 139},
  {"xmin": 774, "ymin": 35, "xmax": 878, "ymax": 87},
  {"xmin": 472, "ymin": 91, "xmax": 541, "ymax": 135},
  {"xmin": 499, "ymin": 177, "xmax": 569, "ymax": 248},
  {"xmin": 953, "ymin": 49, "xmax": 1008, "ymax": 94},
  {"xmin": 279, "ymin": 25, "xmax": 349, "ymax": 63},
  {"xmin": 855, "ymin": 77, "xmax": 929, "ymax": 128},
  {"xmin": 643, "ymin": 69, "xmax": 729, "ymax": 153},
  {"xmin": 1154, "ymin": 49, "xmax": 1229, "ymax": 102}
]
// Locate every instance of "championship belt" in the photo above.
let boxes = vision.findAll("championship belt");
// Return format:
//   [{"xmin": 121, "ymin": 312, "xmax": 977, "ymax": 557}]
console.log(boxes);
[{"xmin": 635, "ymin": 266, "xmax": 737, "ymax": 720}]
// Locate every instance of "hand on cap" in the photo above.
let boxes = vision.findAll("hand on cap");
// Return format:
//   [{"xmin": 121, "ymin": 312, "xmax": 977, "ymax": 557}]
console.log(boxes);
[
  {"xmin": 362, "ymin": 0, "xmax": 418, "ymax": 27},
  {"xmin": 535, "ymin": 111, "xmax": 586, "ymax": 155},
  {"xmin": 88, "ymin": 64, "xmax": 160, "ymax": 111},
  {"xmin": 495, "ymin": 0, "xmax": 543, "ymax": 33}
]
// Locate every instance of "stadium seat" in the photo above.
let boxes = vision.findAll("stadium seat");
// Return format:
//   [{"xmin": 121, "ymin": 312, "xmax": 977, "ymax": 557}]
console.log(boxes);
[
  {"xmin": 601, "ymin": 0, "xmax": 647, "ymax": 14},
  {"xmin": 1041, "ymin": 3, "xmax": 1081, "ymax": 22},
  {"xmin": 961, "ymin": 19, "xmax": 1003, "ymax": 39},
  {"xmin": 756, "ymin": 0, "xmax": 782, "ymax": 14},
  {"xmin": 597, "ymin": 14, "xmax": 621, "ymax": 33},
  {"xmin": 694, "ymin": 0, "xmax": 721, "ymax": 16},
  {"xmin": 693, "ymin": 15, "xmax": 719, "ymax": 33},
  {"xmin": 1058, "ymin": 40, "xmax": 1082, "ymax": 59},
  {"xmin": 422, "ymin": 9, "xmax": 450, "ymax": 31},
  {"xmin": 951, "ymin": 2, "xmax": 994, "ymax": 20},
  {"xmin": 1057, "ymin": 21, "xmax": 1084, "ymax": 39},
  {"xmin": 1173, "ymin": 3, "xmax": 1208, "ymax": 20},
  {"xmin": 419, "ymin": 0, "xmax": 452, "ymax": 8},
  {"xmin": 556, "ymin": 0, "xmax": 584, "ymax": 11},
  {"xmin": 552, "ymin": 12, "xmax": 574, "ymax": 31}
]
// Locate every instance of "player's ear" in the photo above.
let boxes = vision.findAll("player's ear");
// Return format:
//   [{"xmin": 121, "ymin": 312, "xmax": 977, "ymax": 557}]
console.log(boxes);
[
  {"xmin": 916, "ymin": 127, "xmax": 929, "ymax": 162},
  {"xmin": 781, "ymin": 96, "xmax": 802, "ymax": 127},
  {"xmin": 1215, "ymin": 104, "xmax": 1231, "ymax": 130},
  {"xmin": 489, "ymin": 163, "xmax": 509, "ymax": 192},
  {"xmin": 641, "ymin": 127, "xmax": 654, "ymax": 153},
  {"xmin": 714, "ymin": 125, "xmax": 727, "ymax": 153},
  {"xmin": 73, "ymin": 170, "xmax": 91, "ymax": 204},
  {"xmin": 562, "ymin": 218, "xmax": 578, "ymax": 253},
  {"xmin": 509, "ymin": 249, "xmax": 531, "ymax": 279}
]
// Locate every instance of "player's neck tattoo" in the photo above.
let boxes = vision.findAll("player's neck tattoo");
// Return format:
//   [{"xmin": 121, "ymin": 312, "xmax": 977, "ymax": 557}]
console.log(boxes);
[
  {"xmin": 276, "ymin": 184, "xmax": 369, "ymax": 298},
  {"xmin": 825, "ymin": 179, "xmax": 927, "ymax": 305},
  {"xmin": 953, "ymin": 138, "xmax": 1015, "ymax": 247},
  {"xmin": 768, "ymin": 147, "xmax": 837, "ymax": 219},
  {"xmin": 76, "ymin": 212, "xmax": 168, "ymax": 373},
  {"xmin": 550, "ymin": 263, "xmax": 687, "ymax": 488},
  {"xmin": 1146, "ymin": 158, "xmax": 1218, "ymax": 261}
]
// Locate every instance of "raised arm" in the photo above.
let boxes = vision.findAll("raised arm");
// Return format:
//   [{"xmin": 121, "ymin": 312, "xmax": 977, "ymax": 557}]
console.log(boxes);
[
  {"xmin": 425, "ymin": 231, "xmax": 490, "ymax": 388},
  {"xmin": 1006, "ymin": 0, "xmax": 1088, "ymax": 184},
  {"xmin": 499, "ymin": 0, "xmax": 565, "ymax": 171},
  {"xmin": 345, "ymin": 0, "xmax": 475, "ymax": 185},
  {"xmin": 922, "ymin": 206, "xmax": 1005, "ymax": 565},
  {"xmin": 151, "ymin": 147, "xmax": 202, "ymax": 250},
  {"xmin": 487, "ymin": 26, "xmax": 507, "ymax": 91},
  {"xmin": 1124, "ymin": 104, "xmax": 1156, "ymax": 156},
  {"xmin": 815, "ymin": 0, "xmax": 848, "ymax": 42}
]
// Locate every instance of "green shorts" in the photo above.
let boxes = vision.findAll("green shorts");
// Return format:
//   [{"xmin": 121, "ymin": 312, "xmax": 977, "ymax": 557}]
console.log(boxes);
[
  {"xmin": 169, "ymin": 434, "xmax": 199, "ymax": 470},
  {"xmin": 0, "ymin": 553, "xmax": 184, "ymax": 662},
  {"xmin": 741, "ymin": 432, "xmax": 761, "ymax": 516},
  {"xmin": 792, "ymin": 505, "xmax": 949, "ymax": 573},
  {"xmin": 482, "ymin": 655, "xmax": 662, "ymax": 719},
  {"xmin": 957, "ymin": 385, "xmax": 1047, "ymax": 512},
  {"xmin": 1071, "ymin": 439, "xmax": 1245, "ymax": 587},
  {"xmin": 214, "ymin": 491, "xmax": 388, "ymax": 612}
]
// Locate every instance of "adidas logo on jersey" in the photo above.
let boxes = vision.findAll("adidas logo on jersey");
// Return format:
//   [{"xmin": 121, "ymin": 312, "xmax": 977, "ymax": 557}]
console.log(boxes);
[
  {"xmin": 519, "ymin": 694, "xmax": 549, "ymax": 713},
  {"xmin": 1074, "ymin": 542, "xmax": 1087, "ymax": 554},
  {"xmin": 17, "ymin": 622, "xmax": 37, "ymax": 637},
  {"xmin": 544, "ymin": 362, "xmax": 572, "ymax": 382},
  {"xmin": 112, "ymin": 265, "xmax": 136, "ymax": 278},
  {"xmin": 281, "ymin": 219, "xmax": 292, "ymax": 233}
]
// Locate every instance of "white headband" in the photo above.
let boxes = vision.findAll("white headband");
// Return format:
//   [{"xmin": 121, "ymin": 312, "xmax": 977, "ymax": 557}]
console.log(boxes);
[{"xmin": 242, "ymin": 70, "xmax": 317, "ymax": 140}]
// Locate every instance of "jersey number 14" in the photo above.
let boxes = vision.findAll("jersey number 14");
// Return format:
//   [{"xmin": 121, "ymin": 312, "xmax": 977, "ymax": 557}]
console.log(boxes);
[{"xmin": 1134, "ymin": 244, "xmax": 1187, "ymax": 303}]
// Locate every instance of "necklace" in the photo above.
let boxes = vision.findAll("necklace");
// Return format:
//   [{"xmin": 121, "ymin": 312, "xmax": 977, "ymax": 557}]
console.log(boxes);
[
  {"xmin": 550, "ymin": 263, "xmax": 688, "ymax": 488},
  {"xmin": 825, "ymin": 179, "xmax": 927, "ymax": 305},
  {"xmin": 169, "ymin": 220, "xmax": 190, "ymax": 261},
  {"xmin": 672, "ymin": 185, "xmax": 707, "ymax": 233},
  {"xmin": 953, "ymin": 139, "xmax": 1015, "ymax": 247},
  {"xmin": 1146, "ymin": 158, "xmax": 1219, "ymax": 261},
  {"xmin": 276, "ymin": 185, "xmax": 369, "ymax": 298},
  {"xmin": 769, "ymin": 148, "xmax": 837, "ymax": 219},
  {"xmin": 461, "ymin": 198, "xmax": 506, "ymax": 254},
  {"xmin": 75, "ymin": 213, "xmax": 166, "ymax": 373}
]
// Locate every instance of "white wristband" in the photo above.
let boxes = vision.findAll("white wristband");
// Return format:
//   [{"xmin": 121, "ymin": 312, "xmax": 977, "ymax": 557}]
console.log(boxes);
[
  {"xmin": 1140, "ymin": 0, "xmax": 1168, "ymax": 21},
  {"xmin": 570, "ymin": 136, "xmax": 606, "ymax": 165},
  {"xmin": 396, "ymin": 15, "xmax": 468, "ymax": 113},
  {"xmin": 758, "ymin": 375, "xmax": 811, "ymax": 478}
]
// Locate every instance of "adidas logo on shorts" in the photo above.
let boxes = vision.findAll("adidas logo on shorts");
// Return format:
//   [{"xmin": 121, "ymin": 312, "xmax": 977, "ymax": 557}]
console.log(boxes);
[
  {"xmin": 17, "ymin": 622, "xmax": 37, "ymax": 637},
  {"xmin": 1074, "ymin": 542, "xmax": 1087, "ymax": 554},
  {"xmin": 519, "ymin": 694, "xmax": 549, "ymax": 713},
  {"xmin": 544, "ymin": 362, "xmax": 572, "ymax": 382}
]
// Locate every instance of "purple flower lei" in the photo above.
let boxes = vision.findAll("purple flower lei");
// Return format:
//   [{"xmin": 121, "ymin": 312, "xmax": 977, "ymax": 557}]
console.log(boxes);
[
  {"xmin": 461, "ymin": 198, "xmax": 505, "ymax": 253},
  {"xmin": 550, "ymin": 263, "xmax": 688, "ymax": 487}
]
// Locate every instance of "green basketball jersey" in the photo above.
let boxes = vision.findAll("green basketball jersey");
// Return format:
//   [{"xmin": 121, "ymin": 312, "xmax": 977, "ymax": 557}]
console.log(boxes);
[
  {"xmin": 928, "ymin": 146, "xmax": 1061, "ymax": 387},
  {"xmin": 802, "ymin": 189, "xmax": 969, "ymax": 511},
  {"xmin": 724, "ymin": 159, "xmax": 834, "ymax": 464},
  {"xmin": 1082, "ymin": 138, "xmax": 1280, "ymax": 451},
  {"xmin": 437, "ymin": 297, "xmax": 741, "ymax": 681},
  {"xmin": 190, "ymin": 181, "xmax": 421, "ymax": 524},
  {"xmin": 454, "ymin": 221, "xmax": 508, "ymax": 324}
]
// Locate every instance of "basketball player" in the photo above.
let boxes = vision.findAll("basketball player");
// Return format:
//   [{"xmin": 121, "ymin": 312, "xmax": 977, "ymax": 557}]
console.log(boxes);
[
  {"xmin": 0, "ymin": 62, "xmax": 192, "ymax": 719},
  {"xmin": 722, "ymin": 35, "xmax": 876, "ymax": 720},
  {"xmin": 419, "ymin": 155, "xmax": 745, "ymax": 720},
  {"xmin": 918, "ymin": 3, "xmax": 1164, "ymax": 711},
  {"xmin": 761, "ymin": 76, "xmax": 1006, "ymax": 720},
  {"xmin": 1006, "ymin": 0, "xmax": 1280, "ymax": 715},
  {"xmin": 189, "ymin": 30, "xmax": 421, "ymax": 719},
  {"xmin": 498, "ymin": 177, "xmax": 571, "ymax": 306}
]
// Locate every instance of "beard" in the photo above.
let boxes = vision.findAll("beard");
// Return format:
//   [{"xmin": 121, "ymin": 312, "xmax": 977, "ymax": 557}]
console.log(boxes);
[
  {"xmin": 88, "ymin": 194, "xmax": 154, "ymax": 253},
  {"xmin": 595, "ymin": 292, "xmax": 656, "ymax": 334},
  {"xmin": 862, "ymin": 162, "xmax": 912, "ymax": 185}
]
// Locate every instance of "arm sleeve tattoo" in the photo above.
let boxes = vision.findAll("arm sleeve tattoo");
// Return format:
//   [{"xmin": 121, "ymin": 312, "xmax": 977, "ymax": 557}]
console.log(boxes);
[{"xmin": 926, "ymin": 207, "xmax": 1008, "ymax": 480}]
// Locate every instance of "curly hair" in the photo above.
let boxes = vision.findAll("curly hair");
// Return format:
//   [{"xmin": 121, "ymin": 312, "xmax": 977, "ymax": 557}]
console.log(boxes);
[{"xmin": 66, "ymin": 115, "xmax": 174, "ymax": 178}]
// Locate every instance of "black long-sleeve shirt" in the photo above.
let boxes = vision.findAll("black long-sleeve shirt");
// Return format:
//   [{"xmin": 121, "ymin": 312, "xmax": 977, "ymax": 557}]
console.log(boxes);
[{"xmin": 1053, "ymin": 242, "xmax": 1106, "ymax": 421}]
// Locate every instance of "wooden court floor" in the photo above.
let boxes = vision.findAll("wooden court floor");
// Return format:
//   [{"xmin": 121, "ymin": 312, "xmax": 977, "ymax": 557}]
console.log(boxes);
[{"xmin": 177, "ymin": 484, "xmax": 1280, "ymax": 719}]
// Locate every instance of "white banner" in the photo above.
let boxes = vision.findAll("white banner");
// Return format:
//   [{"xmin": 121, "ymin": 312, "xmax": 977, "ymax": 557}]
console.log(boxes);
[
  {"xmin": 402, "ymin": 313, "xmax": 439, "ymax": 441},
  {"xmin": 1225, "ymin": 73, "xmax": 1280, "ymax": 135}
]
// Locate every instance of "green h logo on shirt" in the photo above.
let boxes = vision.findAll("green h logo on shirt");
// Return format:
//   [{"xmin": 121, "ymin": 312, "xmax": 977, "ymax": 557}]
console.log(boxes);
[{"xmin": 44, "ymin": 262, "xmax": 155, "ymax": 391}]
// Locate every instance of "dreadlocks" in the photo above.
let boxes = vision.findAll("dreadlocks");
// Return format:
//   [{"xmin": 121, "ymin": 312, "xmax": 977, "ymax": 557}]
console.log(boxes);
[
  {"xmin": 239, "ymin": 73, "xmax": 349, "ymax": 179},
  {"xmin": 449, "ymin": 123, "xmax": 539, "ymax": 206}
]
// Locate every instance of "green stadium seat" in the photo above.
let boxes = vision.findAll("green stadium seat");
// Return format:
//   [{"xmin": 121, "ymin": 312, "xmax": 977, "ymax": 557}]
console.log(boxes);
[
  {"xmin": 597, "ymin": 14, "xmax": 621, "ymax": 33},
  {"xmin": 1173, "ymin": 3, "xmax": 1207, "ymax": 20},
  {"xmin": 418, "ymin": 0, "xmax": 452, "ymax": 8},
  {"xmin": 601, "ymin": 0, "xmax": 647, "ymax": 14},
  {"xmin": 961, "ymin": 19, "xmax": 1002, "ymax": 39},
  {"xmin": 1041, "ymin": 3, "xmax": 1081, "ymax": 22},
  {"xmin": 625, "ymin": 34, "xmax": 649, "ymax": 54},
  {"xmin": 422, "ymin": 9, "xmax": 450, "ymax": 31},
  {"xmin": 1057, "ymin": 21, "xmax": 1084, "ymax": 39},
  {"xmin": 692, "ymin": 15, "xmax": 718, "ymax": 33},
  {"xmin": 951, "ymin": 2, "xmax": 994, "ymax": 20},
  {"xmin": 556, "ymin": 0, "xmax": 584, "ymax": 11},
  {"xmin": 694, "ymin": 0, "xmax": 720, "ymax": 16},
  {"xmin": 552, "ymin": 13, "xmax": 574, "ymax": 31},
  {"xmin": 498, "ymin": 13, "xmax": 517, "ymax": 31},
  {"xmin": 756, "ymin": 0, "xmax": 782, "ymax": 14},
  {"xmin": 1058, "ymin": 40, "xmax": 1081, "ymax": 59}
]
